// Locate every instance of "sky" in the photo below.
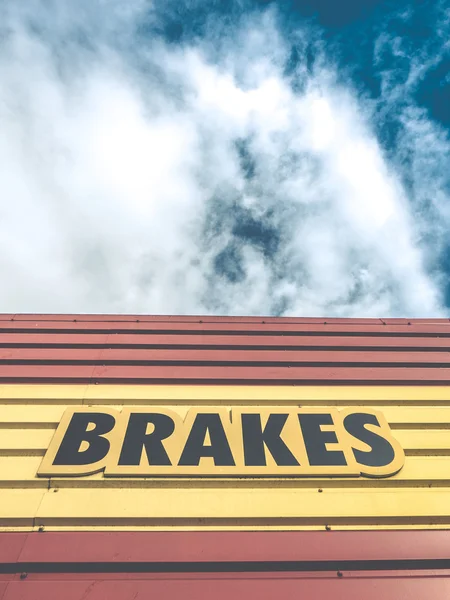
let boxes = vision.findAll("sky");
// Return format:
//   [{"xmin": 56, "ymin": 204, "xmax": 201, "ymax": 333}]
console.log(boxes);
[{"xmin": 0, "ymin": 0, "xmax": 449, "ymax": 317}]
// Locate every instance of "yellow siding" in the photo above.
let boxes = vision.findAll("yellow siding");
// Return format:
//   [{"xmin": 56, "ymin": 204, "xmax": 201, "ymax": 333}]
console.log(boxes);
[{"xmin": 2, "ymin": 384, "xmax": 450, "ymax": 531}]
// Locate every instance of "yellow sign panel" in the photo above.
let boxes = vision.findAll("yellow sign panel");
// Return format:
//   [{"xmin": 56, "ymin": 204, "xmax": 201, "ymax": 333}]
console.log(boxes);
[
  {"xmin": 2, "ymin": 385, "xmax": 450, "ymax": 531},
  {"xmin": 38, "ymin": 406, "xmax": 405, "ymax": 479}
]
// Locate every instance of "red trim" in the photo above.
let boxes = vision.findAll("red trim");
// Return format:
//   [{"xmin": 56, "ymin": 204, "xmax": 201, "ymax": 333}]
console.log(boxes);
[
  {"xmin": 0, "ymin": 535, "xmax": 27, "ymax": 563},
  {"xmin": 0, "ymin": 582, "xmax": 9, "ymax": 600},
  {"xmin": 84, "ymin": 364, "xmax": 450, "ymax": 382},
  {"xmin": 2, "ymin": 320, "xmax": 450, "ymax": 333},
  {"xmin": 1, "ymin": 531, "xmax": 449, "ymax": 564},
  {"xmin": 3, "ymin": 532, "xmax": 450, "ymax": 599},
  {"xmin": 3, "ymin": 364, "xmax": 450, "ymax": 383},
  {"xmin": 3, "ymin": 573, "xmax": 450, "ymax": 600},
  {"xmin": 7, "ymin": 315, "xmax": 449, "ymax": 323},
  {"xmin": 11, "ymin": 569, "xmax": 450, "ymax": 580},
  {"xmin": 11, "ymin": 570, "xmax": 450, "ymax": 580},
  {"xmin": 3, "ymin": 347, "xmax": 450, "ymax": 363},
  {"xmin": 4, "ymin": 333, "xmax": 450, "ymax": 348}
]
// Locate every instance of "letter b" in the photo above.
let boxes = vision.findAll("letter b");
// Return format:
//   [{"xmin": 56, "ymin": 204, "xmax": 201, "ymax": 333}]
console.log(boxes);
[{"xmin": 53, "ymin": 412, "xmax": 116, "ymax": 466}]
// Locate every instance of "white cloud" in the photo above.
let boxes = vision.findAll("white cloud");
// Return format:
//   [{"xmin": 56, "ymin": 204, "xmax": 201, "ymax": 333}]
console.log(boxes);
[{"xmin": 0, "ymin": 0, "xmax": 446, "ymax": 316}]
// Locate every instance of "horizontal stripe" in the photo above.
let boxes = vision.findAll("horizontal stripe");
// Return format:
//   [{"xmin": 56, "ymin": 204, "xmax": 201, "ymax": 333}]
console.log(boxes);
[
  {"xmin": 4, "ymin": 488, "xmax": 450, "ymax": 529},
  {"xmin": 4, "ymin": 405, "xmax": 450, "ymax": 426},
  {"xmin": 5, "ymin": 348, "xmax": 450, "ymax": 363},
  {"xmin": 4, "ymin": 563, "xmax": 450, "ymax": 575},
  {"xmin": 4, "ymin": 574, "xmax": 450, "ymax": 600},
  {"xmin": 4, "ymin": 404, "xmax": 450, "ymax": 424},
  {"xmin": 5, "ymin": 364, "xmax": 450, "ymax": 383},
  {"xmin": 7, "ymin": 530, "xmax": 450, "ymax": 563},
  {"xmin": 0, "ymin": 429, "xmax": 53, "ymax": 453},
  {"xmin": 1, "ymin": 384, "xmax": 450, "ymax": 401},
  {"xmin": 4, "ymin": 333, "xmax": 450, "ymax": 349},
  {"xmin": 87, "ymin": 365, "xmax": 450, "ymax": 383},
  {"xmin": 0, "ymin": 487, "xmax": 449, "ymax": 526},
  {"xmin": 5, "ymin": 529, "xmax": 450, "ymax": 600},
  {"xmin": 5, "ymin": 315, "xmax": 399, "ymax": 323},
  {"xmin": 6, "ymin": 315, "xmax": 450, "ymax": 323},
  {"xmin": 3, "ymin": 321, "xmax": 450, "ymax": 335}
]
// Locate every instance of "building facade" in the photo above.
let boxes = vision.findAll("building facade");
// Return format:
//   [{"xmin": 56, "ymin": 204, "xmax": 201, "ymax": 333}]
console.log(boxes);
[{"xmin": 1, "ymin": 314, "xmax": 450, "ymax": 598}]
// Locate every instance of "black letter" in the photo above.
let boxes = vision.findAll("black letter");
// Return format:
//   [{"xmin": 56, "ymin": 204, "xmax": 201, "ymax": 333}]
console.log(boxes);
[
  {"xmin": 241, "ymin": 414, "xmax": 299, "ymax": 466},
  {"xmin": 53, "ymin": 412, "xmax": 115, "ymax": 466},
  {"xmin": 343, "ymin": 413, "xmax": 395, "ymax": 468},
  {"xmin": 178, "ymin": 413, "xmax": 235, "ymax": 466},
  {"xmin": 298, "ymin": 413, "xmax": 347, "ymax": 466},
  {"xmin": 119, "ymin": 413, "xmax": 175, "ymax": 466}
]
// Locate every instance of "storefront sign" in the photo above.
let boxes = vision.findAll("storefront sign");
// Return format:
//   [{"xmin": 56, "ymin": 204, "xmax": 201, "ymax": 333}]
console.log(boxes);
[{"xmin": 38, "ymin": 407, "xmax": 405, "ymax": 478}]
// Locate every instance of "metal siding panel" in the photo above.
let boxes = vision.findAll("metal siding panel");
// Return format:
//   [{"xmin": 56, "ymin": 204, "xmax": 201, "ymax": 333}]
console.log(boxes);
[
  {"xmin": 3, "ymin": 383, "xmax": 450, "ymax": 401},
  {"xmin": 4, "ymin": 575, "xmax": 450, "ymax": 600},
  {"xmin": 0, "ymin": 490, "xmax": 45, "ymax": 527},
  {"xmin": 3, "ymin": 405, "xmax": 450, "ymax": 424},
  {"xmin": 0, "ymin": 381, "xmax": 446, "ymax": 530},
  {"xmin": 5, "ymin": 333, "xmax": 450, "ymax": 349},
  {"xmin": 18, "ymin": 315, "xmax": 450, "ymax": 323},
  {"xmin": 30, "ymin": 487, "xmax": 450, "ymax": 525},
  {"xmin": 5, "ymin": 347, "xmax": 450, "ymax": 364},
  {"xmin": 5, "ymin": 364, "xmax": 450, "ymax": 383},
  {"xmin": 0, "ymin": 428, "xmax": 53, "ymax": 453},
  {"xmin": 0, "ymin": 349, "xmax": 104, "ymax": 360},
  {"xmin": 4, "ymin": 320, "xmax": 450, "ymax": 333},
  {"xmin": 98, "ymin": 333, "xmax": 450, "ymax": 349},
  {"xmin": 0, "ymin": 334, "xmax": 110, "ymax": 345},
  {"xmin": 3, "ymin": 404, "xmax": 450, "ymax": 425},
  {"xmin": 4, "ymin": 385, "xmax": 450, "ymax": 530},
  {"xmin": 0, "ymin": 365, "xmax": 95, "ymax": 381},
  {"xmin": 2, "ymin": 316, "xmax": 450, "ymax": 532},
  {"xmin": 10, "ymin": 315, "xmax": 389, "ymax": 323},
  {"xmin": 15, "ymin": 571, "xmax": 450, "ymax": 579},
  {"xmin": 3, "ymin": 581, "xmax": 88, "ymax": 600},
  {"xmin": 15, "ymin": 531, "xmax": 450, "ymax": 563},
  {"xmin": 88, "ymin": 364, "xmax": 450, "ymax": 383},
  {"xmin": 0, "ymin": 534, "xmax": 27, "ymax": 562},
  {"xmin": 4, "ymin": 314, "xmax": 449, "ymax": 323},
  {"xmin": 0, "ymin": 457, "xmax": 45, "ymax": 485}
]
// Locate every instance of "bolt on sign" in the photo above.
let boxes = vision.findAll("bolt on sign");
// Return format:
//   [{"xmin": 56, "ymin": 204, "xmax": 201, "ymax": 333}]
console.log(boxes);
[{"xmin": 38, "ymin": 407, "xmax": 405, "ymax": 479}]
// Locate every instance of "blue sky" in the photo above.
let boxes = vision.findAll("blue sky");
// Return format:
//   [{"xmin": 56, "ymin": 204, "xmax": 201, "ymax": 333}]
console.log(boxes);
[{"xmin": 0, "ymin": 0, "xmax": 449, "ymax": 316}]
